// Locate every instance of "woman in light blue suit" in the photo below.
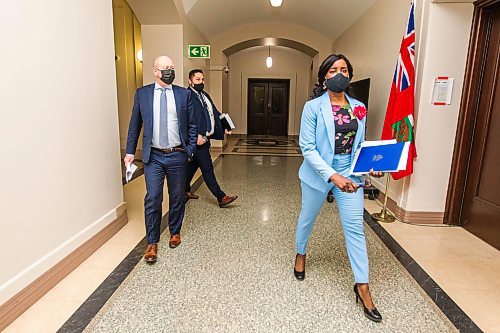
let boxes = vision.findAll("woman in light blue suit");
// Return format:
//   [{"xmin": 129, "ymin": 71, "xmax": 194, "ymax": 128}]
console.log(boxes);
[{"xmin": 294, "ymin": 54, "xmax": 384, "ymax": 323}]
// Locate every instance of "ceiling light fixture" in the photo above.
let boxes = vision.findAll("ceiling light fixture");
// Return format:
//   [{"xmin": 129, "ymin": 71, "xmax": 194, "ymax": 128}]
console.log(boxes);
[
  {"xmin": 266, "ymin": 46, "xmax": 273, "ymax": 68},
  {"xmin": 270, "ymin": 0, "xmax": 283, "ymax": 7}
]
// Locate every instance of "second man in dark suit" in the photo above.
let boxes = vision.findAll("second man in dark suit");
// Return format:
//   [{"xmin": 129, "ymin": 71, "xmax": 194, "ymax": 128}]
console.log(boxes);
[{"xmin": 185, "ymin": 69, "xmax": 238, "ymax": 207}]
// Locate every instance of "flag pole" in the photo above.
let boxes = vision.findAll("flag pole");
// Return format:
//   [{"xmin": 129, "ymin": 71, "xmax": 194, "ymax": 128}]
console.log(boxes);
[{"xmin": 371, "ymin": 175, "xmax": 395, "ymax": 223}]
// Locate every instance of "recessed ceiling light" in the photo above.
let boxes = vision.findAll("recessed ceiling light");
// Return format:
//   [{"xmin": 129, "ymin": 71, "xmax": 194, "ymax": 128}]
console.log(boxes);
[{"xmin": 270, "ymin": 0, "xmax": 283, "ymax": 7}]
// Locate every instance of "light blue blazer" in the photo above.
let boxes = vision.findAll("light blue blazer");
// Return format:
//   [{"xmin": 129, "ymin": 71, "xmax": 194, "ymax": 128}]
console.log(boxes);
[{"xmin": 298, "ymin": 92, "xmax": 366, "ymax": 193}]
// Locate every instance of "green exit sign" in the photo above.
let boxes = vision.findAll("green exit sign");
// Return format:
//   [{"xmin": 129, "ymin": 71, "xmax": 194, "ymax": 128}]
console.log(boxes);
[{"xmin": 188, "ymin": 45, "xmax": 210, "ymax": 59}]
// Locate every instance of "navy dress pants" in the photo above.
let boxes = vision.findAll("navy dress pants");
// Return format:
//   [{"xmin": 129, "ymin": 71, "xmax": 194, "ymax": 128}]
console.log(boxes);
[
  {"xmin": 185, "ymin": 141, "xmax": 225, "ymax": 201},
  {"xmin": 143, "ymin": 149, "xmax": 188, "ymax": 244}
]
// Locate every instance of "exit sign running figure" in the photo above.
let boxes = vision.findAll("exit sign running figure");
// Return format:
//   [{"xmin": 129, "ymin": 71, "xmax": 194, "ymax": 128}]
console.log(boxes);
[{"xmin": 188, "ymin": 45, "xmax": 210, "ymax": 58}]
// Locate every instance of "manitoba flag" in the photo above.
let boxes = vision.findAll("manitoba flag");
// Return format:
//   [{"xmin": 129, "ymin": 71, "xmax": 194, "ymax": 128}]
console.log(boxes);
[{"xmin": 381, "ymin": 0, "xmax": 417, "ymax": 180}]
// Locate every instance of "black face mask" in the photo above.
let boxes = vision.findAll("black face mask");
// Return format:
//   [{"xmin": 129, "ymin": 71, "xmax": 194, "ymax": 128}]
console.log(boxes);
[
  {"xmin": 159, "ymin": 69, "xmax": 175, "ymax": 85},
  {"xmin": 325, "ymin": 73, "xmax": 350, "ymax": 93},
  {"xmin": 192, "ymin": 83, "xmax": 204, "ymax": 93}
]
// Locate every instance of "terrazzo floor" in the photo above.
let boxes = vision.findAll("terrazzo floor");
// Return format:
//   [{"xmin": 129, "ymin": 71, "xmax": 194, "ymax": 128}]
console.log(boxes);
[{"xmin": 84, "ymin": 155, "xmax": 456, "ymax": 332}]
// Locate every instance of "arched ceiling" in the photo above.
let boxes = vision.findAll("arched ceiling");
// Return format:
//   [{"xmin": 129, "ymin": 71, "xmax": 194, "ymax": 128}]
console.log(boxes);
[
  {"xmin": 127, "ymin": 0, "xmax": 181, "ymax": 24},
  {"xmin": 181, "ymin": 0, "xmax": 378, "ymax": 40}
]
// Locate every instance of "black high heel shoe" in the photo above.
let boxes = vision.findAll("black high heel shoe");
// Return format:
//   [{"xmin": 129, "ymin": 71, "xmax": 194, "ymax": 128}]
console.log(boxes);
[
  {"xmin": 293, "ymin": 254, "xmax": 305, "ymax": 281},
  {"xmin": 353, "ymin": 284, "xmax": 382, "ymax": 322}
]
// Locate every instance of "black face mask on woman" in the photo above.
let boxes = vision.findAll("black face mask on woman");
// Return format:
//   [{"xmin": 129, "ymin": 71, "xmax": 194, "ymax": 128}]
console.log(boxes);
[
  {"xmin": 159, "ymin": 69, "xmax": 175, "ymax": 85},
  {"xmin": 192, "ymin": 83, "xmax": 204, "ymax": 93},
  {"xmin": 325, "ymin": 73, "xmax": 350, "ymax": 93}
]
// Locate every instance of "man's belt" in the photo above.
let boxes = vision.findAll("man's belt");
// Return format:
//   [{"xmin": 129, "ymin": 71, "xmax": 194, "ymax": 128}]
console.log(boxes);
[{"xmin": 152, "ymin": 146, "xmax": 184, "ymax": 153}]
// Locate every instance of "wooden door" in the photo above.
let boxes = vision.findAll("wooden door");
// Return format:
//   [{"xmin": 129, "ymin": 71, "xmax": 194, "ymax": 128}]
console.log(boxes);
[
  {"xmin": 445, "ymin": 0, "xmax": 500, "ymax": 249},
  {"xmin": 248, "ymin": 79, "xmax": 289, "ymax": 136},
  {"xmin": 462, "ymin": 4, "xmax": 500, "ymax": 247}
]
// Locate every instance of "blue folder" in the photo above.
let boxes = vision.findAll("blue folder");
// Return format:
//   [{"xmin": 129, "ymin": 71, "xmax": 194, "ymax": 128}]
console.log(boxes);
[{"xmin": 351, "ymin": 142, "xmax": 407, "ymax": 174}]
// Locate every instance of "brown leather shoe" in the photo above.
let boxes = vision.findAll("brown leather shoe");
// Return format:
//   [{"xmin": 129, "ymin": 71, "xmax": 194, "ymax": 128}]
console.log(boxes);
[
  {"xmin": 169, "ymin": 234, "xmax": 181, "ymax": 248},
  {"xmin": 144, "ymin": 244, "xmax": 157, "ymax": 264},
  {"xmin": 185, "ymin": 192, "xmax": 199, "ymax": 200},
  {"xmin": 218, "ymin": 195, "xmax": 238, "ymax": 207}
]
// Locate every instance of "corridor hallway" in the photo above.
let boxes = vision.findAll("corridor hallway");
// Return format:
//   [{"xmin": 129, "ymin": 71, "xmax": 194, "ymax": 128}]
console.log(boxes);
[
  {"xmin": 74, "ymin": 154, "xmax": 455, "ymax": 332},
  {"xmin": 7, "ymin": 137, "xmax": 494, "ymax": 332}
]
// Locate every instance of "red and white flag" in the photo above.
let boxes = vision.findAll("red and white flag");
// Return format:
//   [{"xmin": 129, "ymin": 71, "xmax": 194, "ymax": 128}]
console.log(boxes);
[{"xmin": 381, "ymin": 0, "xmax": 417, "ymax": 180}]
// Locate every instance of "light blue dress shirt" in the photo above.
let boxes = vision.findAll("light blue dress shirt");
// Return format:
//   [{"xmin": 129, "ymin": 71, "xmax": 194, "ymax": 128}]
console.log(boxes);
[{"xmin": 152, "ymin": 82, "xmax": 181, "ymax": 148}]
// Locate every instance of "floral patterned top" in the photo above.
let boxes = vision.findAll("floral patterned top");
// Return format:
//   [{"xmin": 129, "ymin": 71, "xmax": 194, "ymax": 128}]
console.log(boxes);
[{"xmin": 332, "ymin": 104, "xmax": 358, "ymax": 154}]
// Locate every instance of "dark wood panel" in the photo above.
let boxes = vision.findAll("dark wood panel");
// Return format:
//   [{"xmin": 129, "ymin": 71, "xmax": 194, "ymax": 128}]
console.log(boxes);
[{"xmin": 445, "ymin": 0, "xmax": 500, "ymax": 249}]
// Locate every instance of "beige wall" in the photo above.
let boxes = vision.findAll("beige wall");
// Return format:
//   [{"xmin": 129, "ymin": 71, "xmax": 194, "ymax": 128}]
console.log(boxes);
[
  {"xmin": 141, "ymin": 24, "xmax": 184, "ymax": 85},
  {"xmin": 133, "ymin": 16, "xmax": 143, "ymax": 88},
  {"xmin": 332, "ymin": 0, "xmax": 474, "ymax": 215},
  {"xmin": 209, "ymin": 21, "xmax": 330, "ymax": 110},
  {"xmin": 405, "ymin": 1, "xmax": 473, "ymax": 212},
  {"xmin": 228, "ymin": 47, "xmax": 312, "ymax": 135},
  {"xmin": 178, "ymin": 2, "xmax": 211, "ymax": 89},
  {"xmin": 138, "ymin": 0, "xmax": 210, "ymax": 88},
  {"xmin": 113, "ymin": 0, "xmax": 143, "ymax": 149},
  {"xmin": 0, "ymin": 0, "xmax": 123, "ymax": 305}
]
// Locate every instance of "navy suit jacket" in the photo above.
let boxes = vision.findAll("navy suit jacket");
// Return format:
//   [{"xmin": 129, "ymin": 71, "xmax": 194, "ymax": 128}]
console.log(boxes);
[
  {"xmin": 191, "ymin": 89, "xmax": 224, "ymax": 141},
  {"xmin": 125, "ymin": 83, "xmax": 198, "ymax": 163}
]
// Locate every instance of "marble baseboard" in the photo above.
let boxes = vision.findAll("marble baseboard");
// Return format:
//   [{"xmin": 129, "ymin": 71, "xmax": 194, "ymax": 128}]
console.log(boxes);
[{"xmin": 377, "ymin": 192, "xmax": 445, "ymax": 224}]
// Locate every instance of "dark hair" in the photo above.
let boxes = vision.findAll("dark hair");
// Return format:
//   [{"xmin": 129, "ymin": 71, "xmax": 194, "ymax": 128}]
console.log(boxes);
[
  {"xmin": 311, "ymin": 54, "xmax": 354, "ymax": 99},
  {"xmin": 189, "ymin": 68, "xmax": 204, "ymax": 79}
]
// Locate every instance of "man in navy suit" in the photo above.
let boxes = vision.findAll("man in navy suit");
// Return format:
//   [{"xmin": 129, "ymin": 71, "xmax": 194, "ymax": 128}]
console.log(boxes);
[
  {"xmin": 124, "ymin": 55, "xmax": 197, "ymax": 263},
  {"xmin": 184, "ymin": 69, "xmax": 238, "ymax": 207}
]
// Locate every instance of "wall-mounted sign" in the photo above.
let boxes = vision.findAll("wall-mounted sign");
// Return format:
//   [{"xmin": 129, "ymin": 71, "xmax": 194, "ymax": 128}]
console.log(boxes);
[
  {"xmin": 431, "ymin": 77, "xmax": 454, "ymax": 105},
  {"xmin": 189, "ymin": 45, "xmax": 210, "ymax": 59}
]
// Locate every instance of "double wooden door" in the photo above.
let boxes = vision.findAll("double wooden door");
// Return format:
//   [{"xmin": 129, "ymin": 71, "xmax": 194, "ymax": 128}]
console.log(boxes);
[
  {"xmin": 247, "ymin": 79, "xmax": 289, "ymax": 136},
  {"xmin": 446, "ymin": 1, "xmax": 500, "ymax": 249}
]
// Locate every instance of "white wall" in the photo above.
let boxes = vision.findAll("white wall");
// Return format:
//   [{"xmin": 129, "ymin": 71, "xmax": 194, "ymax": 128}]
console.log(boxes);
[
  {"xmin": 140, "ymin": 22, "xmax": 210, "ymax": 88},
  {"xmin": 0, "ymin": 0, "xmax": 123, "ymax": 304},
  {"xmin": 331, "ymin": 0, "xmax": 474, "ymax": 215},
  {"xmin": 180, "ymin": 8, "xmax": 211, "ymax": 89},
  {"xmin": 209, "ymin": 22, "xmax": 330, "ymax": 110},
  {"xmin": 405, "ymin": 2, "xmax": 473, "ymax": 212},
  {"xmin": 141, "ymin": 25, "xmax": 184, "ymax": 86},
  {"xmin": 228, "ymin": 47, "xmax": 312, "ymax": 135}
]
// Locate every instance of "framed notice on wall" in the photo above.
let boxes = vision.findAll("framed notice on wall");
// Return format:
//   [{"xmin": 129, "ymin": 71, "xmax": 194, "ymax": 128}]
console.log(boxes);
[{"xmin": 431, "ymin": 77, "xmax": 454, "ymax": 105}]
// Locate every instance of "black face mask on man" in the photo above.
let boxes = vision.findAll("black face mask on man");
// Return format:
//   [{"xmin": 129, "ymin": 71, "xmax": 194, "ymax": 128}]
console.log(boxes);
[
  {"xmin": 192, "ymin": 83, "xmax": 204, "ymax": 93},
  {"xmin": 159, "ymin": 69, "xmax": 175, "ymax": 85},
  {"xmin": 325, "ymin": 73, "xmax": 350, "ymax": 93}
]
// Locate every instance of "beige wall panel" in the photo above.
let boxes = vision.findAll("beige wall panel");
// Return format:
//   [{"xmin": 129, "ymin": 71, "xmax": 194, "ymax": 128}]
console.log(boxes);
[
  {"xmin": 0, "ymin": 0, "xmax": 123, "ymax": 304},
  {"xmin": 228, "ymin": 47, "xmax": 312, "ymax": 135},
  {"xmin": 406, "ymin": 2, "xmax": 473, "ymax": 212},
  {"xmin": 134, "ymin": 15, "xmax": 143, "ymax": 88},
  {"xmin": 211, "ymin": 22, "xmax": 331, "ymax": 65},
  {"xmin": 113, "ymin": 0, "xmax": 139, "ymax": 150},
  {"xmin": 141, "ymin": 25, "xmax": 184, "ymax": 86},
  {"xmin": 331, "ymin": 0, "xmax": 474, "ymax": 214}
]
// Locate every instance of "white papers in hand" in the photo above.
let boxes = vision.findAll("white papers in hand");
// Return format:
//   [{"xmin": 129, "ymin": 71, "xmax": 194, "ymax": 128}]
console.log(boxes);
[{"xmin": 125, "ymin": 163, "xmax": 138, "ymax": 183}]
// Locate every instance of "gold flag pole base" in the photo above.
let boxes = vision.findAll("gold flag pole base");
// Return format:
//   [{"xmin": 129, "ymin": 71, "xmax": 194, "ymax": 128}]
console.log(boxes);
[
  {"xmin": 371, "ymin": 211, "xmax": 396, "ymax": 223},
  {"xmin": 371, "ymin": 174, "xmax": 396, "ymax": 223}
]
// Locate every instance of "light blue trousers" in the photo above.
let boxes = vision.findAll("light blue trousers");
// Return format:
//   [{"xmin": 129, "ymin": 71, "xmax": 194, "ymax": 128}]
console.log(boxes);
[{"xmin": 295, "ymin": 154, "xmax": 369, "ymax": 283}]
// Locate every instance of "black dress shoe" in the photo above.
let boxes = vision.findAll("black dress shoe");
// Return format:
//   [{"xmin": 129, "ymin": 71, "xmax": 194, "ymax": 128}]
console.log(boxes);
[
  {"xmin": 353, "ymin": 284, "xmax": 382, "ymax": 322},
  {"xmin": 294, "ymin": 268, "xmax": 305, "ymax": 280},
  {"xmin": 293, "ymin": 254, "xmax": 305, "ymax": 281}
]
